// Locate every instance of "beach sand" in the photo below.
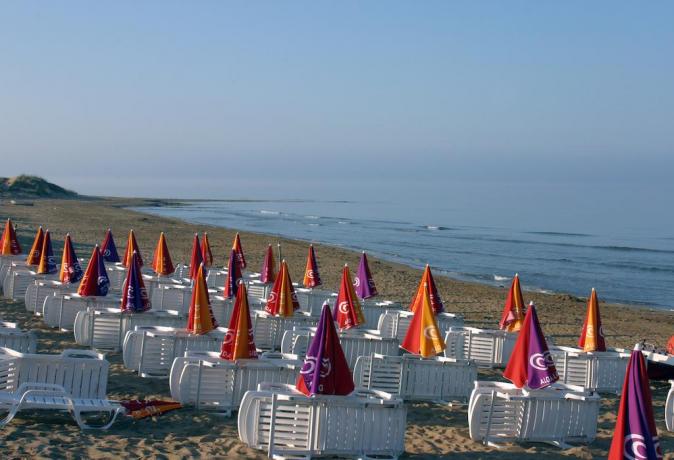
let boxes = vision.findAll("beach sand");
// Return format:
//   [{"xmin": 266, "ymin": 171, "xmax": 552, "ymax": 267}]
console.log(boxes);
[{"xmin": 1, "ymin": 198, "xmax": 674, "ymax": 459}]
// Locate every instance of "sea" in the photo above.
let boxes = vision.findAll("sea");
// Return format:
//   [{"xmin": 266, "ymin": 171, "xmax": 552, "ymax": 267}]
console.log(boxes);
[{"xmin": 132, "ymin": 183, "xmax": 674, "ymax": 309}]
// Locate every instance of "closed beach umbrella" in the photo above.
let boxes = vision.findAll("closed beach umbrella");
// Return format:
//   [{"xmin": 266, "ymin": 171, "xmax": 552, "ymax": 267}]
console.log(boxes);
[
  {"xmin": 232, "ymin": 232, "xmax": 246, "ymax": 270},
  {"xmin": 264, "ymin": 260, "xmax": 299, "ymax": 316},
  {"xmin": 36, "ymin": 230, "xmax": 57, "ymax": 275},
  {"xmin": 354, "ymin": 251, "xmax": 377, "ymax": 300},
  {"xmin": 151, "ymin": 232, "xmax": 174, "ymax": 276},
  {"xmin": 223, "ymin": 249, "xmax": 241, "ymax": 299},
  {"xmin": 220, "ymin": 281, "xmax": 257, "ymax": 360},
  {"xmin": 186, "ymin": 263, "xmax": 218, "ymax": 334},
  {"xmin": 201, "ymin": 232, "xmax": 213, "ymax": 268},
  {"xmin": 121, "ymin": 251, "xmax": 151, "ymax": 312},
  {"xmin": 25, "ymin": 226, "xmax": 44, "ymax": 265},
  {"xmin": 503, "ymin": 302, "xmax": 558, "ymax": 390},
  {"xmin": 122, "ymin": 229, "xmax": 143, "ymax": 267},
  {"xmin": 608, "ymin": 345, "xmax": 663, "ymax": 460},
  {"xmin": 333, "ymin": 264, "xmax": 365, "ymax": 330},
  {"xmin": 579, "ymin": 288, "xmax": 606, "ymax": 352},
  {"xmin": 303, "ymin": 244, "xmax": 322, "ymax": 288},
  {"xmin": 0, "ymin": 218, "xmax": 21, "ymax": 255},
  {"xmin": 297, "ymin": 302, "xmax": 354, "ymax": 396},
  {"xmin": 401, "ymin": 282, "xmax": 446, "ymax": 357},
  {"xmin": 499, "ymin": 274, "xmax": 525, "ymax": 333},
  {"xmin": 100, "ymin": 228, "xmax": 121, "ymax": 263},
  {"xmin": 78, "ymin": 246, "xmax": 110, "ymax": 296},
  {"xmin": 409, "ymin": 264, "xmax": 444, "ymax": 314},
  {"xmin": 260, "ymin": 244, "xmax": 276, "ymax": 284},
  {"xmin": 59, "ymin": 233, "xmax": 83, "ymax": 284},
  {"xmin": 188, "ymin": 233, "xmax": 204, "ymax": 280}
]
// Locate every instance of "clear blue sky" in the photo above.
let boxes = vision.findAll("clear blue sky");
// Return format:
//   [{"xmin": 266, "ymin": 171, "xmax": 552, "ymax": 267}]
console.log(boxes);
[{"xmin": 1, "ymin": 1, "xmax": 672, "ymax": 201}]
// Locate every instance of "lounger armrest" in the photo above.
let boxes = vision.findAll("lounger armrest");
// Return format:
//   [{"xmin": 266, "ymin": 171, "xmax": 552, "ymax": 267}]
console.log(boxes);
[{"xmin": 257, "ymin": 382, "xmax": 297, "ymax": 393}]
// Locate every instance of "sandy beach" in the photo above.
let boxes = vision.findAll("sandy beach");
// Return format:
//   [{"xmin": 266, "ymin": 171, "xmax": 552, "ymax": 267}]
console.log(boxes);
[{"xmin": 2, "ymin": 197, "xmax": 674, "ymax": 459}]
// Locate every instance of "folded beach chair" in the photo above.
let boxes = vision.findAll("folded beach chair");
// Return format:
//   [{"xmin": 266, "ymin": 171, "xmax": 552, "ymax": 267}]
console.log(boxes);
[
  {"xmin": 353, "ymin": 353, "xmax": 477, "ymax": 404},
  {"xmin": 24, "ymin": 279, "xmax": 78, "ymax": 314},
  {"xmin": 3, "ymin": 267, "xmax": 53, "ymax": 301},
  {"xmin": 468, "ymin": 381, "xmax": 600, "ymax": 448},
  {"xmin": 149, "ymin": 284, "xmax": 192, "ymax": 313},
  {"xmin": 245, "ymin": 280, "xmax": 273, "ymax": 304},
  {"xmin": 444, "ymin": 327, "xmax": 517, "ymax": 368},
  {"xmin": 549, "ymin": 345, "xmax": 630, "ymax": 393},
  {"xmin": 0, "ymin": 322, "xmax": 36, "ymax": 353},
  {"xmin": 42, "ymin": 294, "xmax": 120, "ymax": 330},
  {"xmin": 0, "ymin": 347, "xmax": 123, "ymax": 430},
  {"xmin": 123, "ymin": 326, "xmax": 228, "ymax": 378},
  {"xmin": 360, "ymin": 299, "xmax": 403, "ymax": 326},
  {"xmin": 377, "ymin": 310, "xmax": 464, "ymax": 341},
  {"xmin": 253, "ymin": 310, "xmax": 320, "ymax": 351},
  {"xmin": 106, "ymin": 264, "xmax": 128, "ymax": 292},
  {"xmin": 666, "ymin": 380, "xmax": 674, "ymax": 431},
  {"xmin": 281, "ymin": 327, "xmax": 400, "ymax": 368},
  {"xmin": 169, "ymin": 351, "xmax": 303, "ymax": 415},
  {"xmin": 0, "ymin": 258, "xmax": 26, "ymax": 295},
  {"xmin": 293, "ymin": 288, "xmax": 336, "ymax": 315},
  {"xmin": 73, "ymin": 308, "xmax": 184, "ymax": 351},
  {"xmin": 238, "ymin": 383, "xmax": 407, "ymax": 459}
]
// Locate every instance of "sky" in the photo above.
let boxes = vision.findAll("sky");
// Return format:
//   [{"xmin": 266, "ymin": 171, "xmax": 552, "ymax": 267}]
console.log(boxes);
[{"xmin": 1, "ymin": 1, "xmax": 673, "ymax": 203}]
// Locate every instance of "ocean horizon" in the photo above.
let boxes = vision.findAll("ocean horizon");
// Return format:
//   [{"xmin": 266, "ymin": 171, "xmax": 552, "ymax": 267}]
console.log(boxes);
[{"xmin": 133, "ymin": 194, "xmax": 674, "ymax": 310}]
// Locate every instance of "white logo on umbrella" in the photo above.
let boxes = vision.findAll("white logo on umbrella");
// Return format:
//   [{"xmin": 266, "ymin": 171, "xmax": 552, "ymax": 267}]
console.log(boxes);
[
  {"xmin": 300, "ymin": 357, "xmax": 332, "ymax": 377},
  {"xmin": 529, "ymin": 351, "xmax": 554, "ymax": 371},
  {"xmin": 424, "ymin": 325, "xmax": 439, "ymax": 340},
  {"xmin": 353, "ymin": 277, "xmax": 361, "ymax": 287},
  {"xmin": 223, "ymin": 331, "xmax": 234, "ymax": 344},
  {"xmin": 623, "ymin": 434, "xmax": 656, "ymax": 460},
  {"xmin": 268, "ymin": 292, "xmax": 277, "ymax": 304},
  {"xmin": 306, "ymin": 270, "xmax": 314, "ymax": 279},
  {"xmin": 338, "ymin": 301, "xmax": 350, "ymax": 314},
  {"xmin": 586, "ymin": 325, "xmax": 595, "ymax": 338}
]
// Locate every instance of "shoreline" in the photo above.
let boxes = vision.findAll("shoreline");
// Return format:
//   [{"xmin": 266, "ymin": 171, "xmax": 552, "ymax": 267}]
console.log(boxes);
[
  {"xmin": 131, "ymin": 198, "xmax": 672, "ymax": 314},
  {"xmin": 2, "ymin": 196, "xmax": 674, "ymax": 458}
]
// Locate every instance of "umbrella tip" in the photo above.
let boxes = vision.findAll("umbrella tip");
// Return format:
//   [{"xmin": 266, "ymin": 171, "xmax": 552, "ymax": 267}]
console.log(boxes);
[
  {"xmin": 591, "ymin": 287, "xmax": 596, "ymax": 292},
  {"xmin": 66, "ymin": 232, "xmax": 70, "ymax": 236},
  {"xmin": 362, "ymin": 250, "xmax": 365, "ymax": 254},
  {"xmin": 634, "ymin": 342, "xmax": 643, "ymax": 352},
  {"xmin": 344, "ymin": 263, "xmax": 348, "ymax": 267},
  {"xmin": 515, "ymin": 272, "xmax": 519, "ymax": 277},
  {"xmin": 528, "ymin": 301, "xmax": 535, "ymax": 306}
]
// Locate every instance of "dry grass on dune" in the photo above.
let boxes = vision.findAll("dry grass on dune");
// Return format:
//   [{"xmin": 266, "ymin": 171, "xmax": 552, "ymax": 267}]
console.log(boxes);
[{"xmin": 1, "ymin": 198, "xmax": 674, "ymax": 458}]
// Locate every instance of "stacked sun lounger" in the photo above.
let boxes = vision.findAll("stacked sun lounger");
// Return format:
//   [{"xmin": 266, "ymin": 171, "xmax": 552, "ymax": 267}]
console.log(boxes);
[
  {"xmin": 353, "ymin": 353, "xmax": 477, "ymax": 403},
  {"xmin": 238, "ymin": 382, "xmax": 407, "ymax": 458},
  {"xmin": 0, "ymin": 347, "xmax": 123, "ymax": 429},
  {"xmin": 169, "ymin": 351, "xmax": 304, "ymax": 415}
]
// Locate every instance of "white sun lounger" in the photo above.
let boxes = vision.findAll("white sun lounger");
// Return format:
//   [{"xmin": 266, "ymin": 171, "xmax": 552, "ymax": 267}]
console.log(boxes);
[
  {"xmin": 549, "ymin": 346, "xmax": 630, "ymax": 393},
  {"xmin": 665, "ymin": 380, "xmax": 674, "ymax": 431},
  {"xmin": 122, "ymin": 326, "xmax": 228, "ymax": 378},
  {"xmin": 0, "ymin": 347, "xmax": 123, "ymax": 430},
  {"xmin": 0, "ymin": 322, "xmax": 36, "ymax": 353},
  {"xmin": 444, "ymin": 327, "xmax": 517, "ymax": 368},
  {"xmin": 293, "ymin": 288, "xmax": 336, "ymax": 315},
  {"xmin": 238, "ymin": 383, "xmax": 407, "ymax": 459},
  {"xmin": 3, "ymin": 268, "xmax": 52, "ymax": 301},
  {"xmin": 281, "ymin": 327, "xmax": 400, "ymax": 369},
  {"xmin": 353, "ymin": 353, "xmax": 477, "ymax": 404},
  {"xmin": 361, "ymin": 300, "xmax": 403, "ymax": 326},
  {"xmin": 106, "ymin": 265, "xmax": 128, "ymax": 292},
  {"xmin": 253, "ymin": 311, "xmax": 320, "ymax": 351},
  {"xmin": 245, "ymin": 281, "xmax": 272, "ymax": 304},
  {"xmin": 468, "ymin": 381, "xmax": 600, "ymax": 448},
  {"xmin": 207, "ymin": 270, "xmax": 260, "ymax": 290},
  {"xmin": 169, "ymin": 351, "xmax": 303, "ymax": 415},
  {"xmin": 149, "ymin": 284, "xmax": 192, "ymax": 313},
  {"xmin": 1, "ymin": 260, "xmax": 28, "ymax": 296},
  {"xmin": 73, "ymin": 308, "xmax": 185, "ymax": 351},
  {"xmin": 24, "ymin": 280, "xmax": 78, "ymax": 314},
  {"xmin": 377, "ymin": 310, "xmax": 464, "ymax": 341},
  {"xmin": 42, "ymin": 294, "xmax": 120, "ymax": 331}
]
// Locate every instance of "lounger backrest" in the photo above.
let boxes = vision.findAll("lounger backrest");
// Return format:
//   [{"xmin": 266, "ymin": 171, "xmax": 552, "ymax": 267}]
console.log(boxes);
[
  {"xmin": 0, "ymin": 348, "xmax": 108, "ymax": 399},
  {"xmin": 0, "ymin": 325, "xmax": 36, "ymax": 354}
]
